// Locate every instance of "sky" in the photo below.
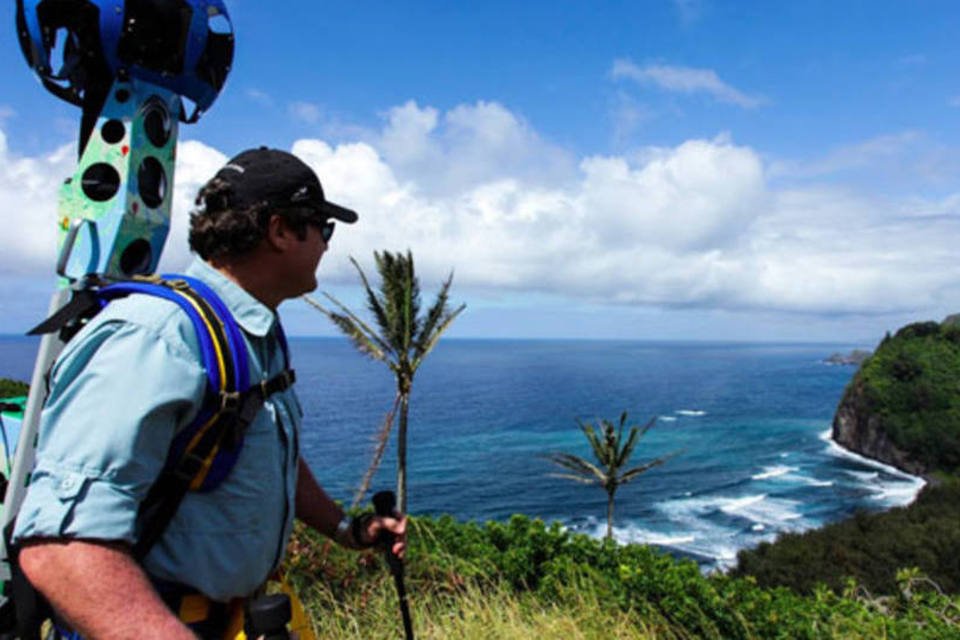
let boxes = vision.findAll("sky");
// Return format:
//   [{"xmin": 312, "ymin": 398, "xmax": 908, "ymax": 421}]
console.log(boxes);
[{"xmin": 1, "ymin": 1, "xmax": 960, "ymax": 342}]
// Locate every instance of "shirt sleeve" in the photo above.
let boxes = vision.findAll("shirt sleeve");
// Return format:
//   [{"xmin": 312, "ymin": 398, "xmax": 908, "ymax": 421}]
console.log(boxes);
[{"xmin": 13, "ymin": 318, "xmax": 207, "ymax": 544}]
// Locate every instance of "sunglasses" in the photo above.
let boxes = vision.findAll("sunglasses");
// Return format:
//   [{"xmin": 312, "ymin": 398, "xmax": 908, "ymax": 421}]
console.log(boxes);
[{"xmin": 313, "ymin": 219, "xmax": 335, "ymax": 243}]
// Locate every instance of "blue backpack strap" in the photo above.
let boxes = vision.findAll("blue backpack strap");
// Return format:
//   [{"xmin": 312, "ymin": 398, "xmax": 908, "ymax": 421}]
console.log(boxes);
[
  {"xmin": 97, "ymin": 278, "xmax": 243, "ymax": 398},
  {"xmin": 156, "ymin": 274, "xmax": 252, "ymax": 491},
  {"xmin": 94, "ymin": 274, "xmax": 296, "ymax": 559}
]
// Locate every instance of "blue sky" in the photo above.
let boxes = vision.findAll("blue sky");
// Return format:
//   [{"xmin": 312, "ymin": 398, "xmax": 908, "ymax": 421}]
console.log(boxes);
[{"xmin": 1, "ymin": 1, "xmax": 960, "ymax": 342}]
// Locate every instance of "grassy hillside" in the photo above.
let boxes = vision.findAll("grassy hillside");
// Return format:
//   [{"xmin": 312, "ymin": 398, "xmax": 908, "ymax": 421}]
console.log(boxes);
[{"xmin": 286, "ymin": 515, "xmax": 960, "ymax": 639}]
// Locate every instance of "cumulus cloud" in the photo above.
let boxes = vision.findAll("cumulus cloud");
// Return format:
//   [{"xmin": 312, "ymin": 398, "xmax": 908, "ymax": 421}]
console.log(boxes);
[
  {"xmin": 159, "ymin": 140, "xmax": 229, "ymax": 271},
  {"xmin": 0, "ymin": 129, "xmax": 75, "ymax": 276},
  {"xmin": 376, "ymin": 100, "xmax": 576, "ymax": 194},
  {"xmin": 612, "ymin": 60, "xmax": 766, "ymax": 108},
  {"xmin": 1, "ymin": 101, "xmax": 957, "ymax": 323}
]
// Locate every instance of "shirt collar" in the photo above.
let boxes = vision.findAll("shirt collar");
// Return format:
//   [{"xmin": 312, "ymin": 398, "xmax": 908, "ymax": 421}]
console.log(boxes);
[{"xmin": 185, "ymin": 257, "xmax": 277, "ymax": 337}]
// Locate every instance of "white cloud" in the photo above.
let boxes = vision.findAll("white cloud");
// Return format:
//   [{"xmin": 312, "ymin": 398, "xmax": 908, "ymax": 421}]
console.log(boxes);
[
  {"xmin": 1, "ymin": 103, "xmax": 957, "ymax": 324},
  {"xmin": 610, "ymin": 91, "xmax": 655, "ymax": 146},
  {"xmin": 768, "ymin": 130, "xmax": 960, "ymax": 189},
  {"xmin": 159, "ymin": 140, "xmax": 229, "ymax": 271},
  {"xmin": 288, "ymin": 100, "xmax": 323, "ymax": 124},
  {"xmin": 770, "ymin": 131, "xmax": 923, "ymax": 179},
  {"xmin": 245, "ymin": 88, "xmax": 274, "ymax": 107},
  {"xmin": 0, "ymin": 129, "xmax": 75, "ymax": 276},
  {"xmin": 376, "ymin": 100, "xmax": 576, "ymax": 195},
  {"xmin": 612, "ymin": 60, "xmax": 766, "ymax": 108}
]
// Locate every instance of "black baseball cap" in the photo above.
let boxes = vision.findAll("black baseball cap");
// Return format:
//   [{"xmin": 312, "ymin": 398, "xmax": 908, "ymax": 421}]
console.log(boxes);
[{"xmin": 213, "ymin": 147, "xmax": 358, "ymax": 223}]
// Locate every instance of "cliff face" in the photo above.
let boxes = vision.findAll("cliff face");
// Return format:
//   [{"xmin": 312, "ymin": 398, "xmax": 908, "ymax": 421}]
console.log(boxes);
[{"xmin": 832, "ymin": 377, "xmax": 928, "ymax": 477}]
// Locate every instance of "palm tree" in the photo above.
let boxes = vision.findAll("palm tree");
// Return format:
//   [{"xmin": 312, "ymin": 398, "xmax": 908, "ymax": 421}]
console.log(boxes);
[
  {"xmin": 546, "ymin": 412, "xmax": 678, "ymax": 540},
  {"xmin": 303, "ymin": 250, "xmax": 464, "ymax": 512}
]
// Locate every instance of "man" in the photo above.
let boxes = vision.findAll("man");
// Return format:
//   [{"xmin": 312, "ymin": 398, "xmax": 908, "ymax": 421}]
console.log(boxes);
[{"xmin": 13, "ymin": 148, "xmax": 406, "ymax": 639}]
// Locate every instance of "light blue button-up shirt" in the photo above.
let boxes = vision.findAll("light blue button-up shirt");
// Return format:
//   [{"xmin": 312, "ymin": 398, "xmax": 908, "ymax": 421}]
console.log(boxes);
[{"xmin": 13, "ymin": 258, "xmax": 302, "ymax": 601}]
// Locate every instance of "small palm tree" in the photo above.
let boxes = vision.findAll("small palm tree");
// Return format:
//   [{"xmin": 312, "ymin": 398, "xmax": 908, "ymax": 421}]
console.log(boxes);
[
  {"xmin": 304, "ymin": 250, "xmax": 464, "ymax": 512},
  {"xmin": 546, "ymin": 412, "xmax": 678, "ymax": 540}
]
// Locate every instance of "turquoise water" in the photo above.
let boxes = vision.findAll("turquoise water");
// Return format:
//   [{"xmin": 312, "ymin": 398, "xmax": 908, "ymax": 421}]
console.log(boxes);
[{"xmin": 0, "ymin": 336, "xmax": 923, "ymax": 570}]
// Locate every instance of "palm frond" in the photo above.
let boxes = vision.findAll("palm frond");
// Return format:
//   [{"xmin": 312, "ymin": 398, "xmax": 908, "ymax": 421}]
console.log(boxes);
[
  {"xmin": 302, "ymin": 294, "xmax": 391, "ymax": 363},
  {"xmin": 615, "ymin": 416, "xmax": 656, "ymax": 468},
  {"xmin": 577, "ymin": 420, "xmax": 608, "ymax": 466},
  {"xmin": 547, "ymin": 473, "xmax": 601, "ymax": 486},
  {"xmin": 351, "ymin": 393, "xmax": 402, "ymax": 509},
  {"xmin": 545, "ymin": 452, "xmax": 607, "ymax": 482},
  {"xmin": 618, "ymin": 449, "xmax": 682, "ymax": 485},
  {"xmin": 351, "ymin": 255, "xmax": 394, "ymax": 345},
  {"xmin": 308, "ymin": 290, "xmax": 395, "ymax": 360},
  {"xmin": 415, "ymin": 271, "xmax": 454, "ymax": 354},
  {"xmin": 375, "ymin": 251, "xmax": 410, "ymax": 352},
  {"xmin": 403, "ymin": 250, "xmax": 421, "ymax": 350},
  {"xmin": 411, "ymin": 302, "xmax": 465, "ymax": 372}
]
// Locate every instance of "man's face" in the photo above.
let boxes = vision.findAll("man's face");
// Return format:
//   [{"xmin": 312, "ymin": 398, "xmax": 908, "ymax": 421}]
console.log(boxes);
[{"xmin": 275, "ymin": 217, "xmax": 329, "ymax": 299}]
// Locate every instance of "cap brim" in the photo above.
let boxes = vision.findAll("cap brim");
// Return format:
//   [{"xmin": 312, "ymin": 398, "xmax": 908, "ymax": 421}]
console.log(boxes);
[{"xmin": 318, "ymin": 200, "xmax": 359, "ymax": 223}]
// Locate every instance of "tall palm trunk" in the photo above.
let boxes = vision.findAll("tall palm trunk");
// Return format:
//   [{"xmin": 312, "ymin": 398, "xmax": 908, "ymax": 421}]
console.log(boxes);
[
  {"xmin": 397, "ymin": 393, "xmax": 410, "ymax": 513},
  {"xmin": 606, "ymin": 490, "xmax": 615, "ymax": 540}
]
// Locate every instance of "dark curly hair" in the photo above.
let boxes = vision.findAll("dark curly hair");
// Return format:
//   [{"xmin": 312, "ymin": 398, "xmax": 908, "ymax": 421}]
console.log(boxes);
[{"xmin": 189, "ymin": 177, "xmax": 316, "ymax": 260}]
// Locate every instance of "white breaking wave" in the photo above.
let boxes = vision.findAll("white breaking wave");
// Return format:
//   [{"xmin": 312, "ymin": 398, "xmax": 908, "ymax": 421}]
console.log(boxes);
[
  {"xmin": 752, "ymin": 465, "xmax": 798, "ymax": 480},
  {"xmin": 720, "ymin": 494, "xmax": 803, "ymax": 524},
  {"xmin": 820, "ymin": 429, "xmax": 926, "ymax": 506},
  {"xmin": 612, "ymin": 524, "xmax": 697, "ymax": 547},
  {"xmin": 752, "ymin": 464, "xmax": 833, "ymax": 487},
  {"xmin": 659, "ymin": 415, "xmax": 678, "ymax": 422},
  {"xmin": 676, "ymin": 409, "xmax": 707, "ymax": 416},
  {"xmin": 801, "ymin": 477, "xmax": 835, "ymax": 487},
  {"xmin": 659, "ymin": 493, "xmax": 805, "ymax": 528}
]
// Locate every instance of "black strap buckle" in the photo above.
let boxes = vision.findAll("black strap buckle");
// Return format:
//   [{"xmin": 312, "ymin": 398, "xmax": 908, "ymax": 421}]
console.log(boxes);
[{"xmin": 219, "ymin": 390, "xmax": 241, "ymax": 413}]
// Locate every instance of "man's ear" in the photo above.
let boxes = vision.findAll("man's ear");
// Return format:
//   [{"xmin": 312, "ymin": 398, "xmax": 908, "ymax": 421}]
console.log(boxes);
[{"xmin": 264, "ymin": 214, "xmax": 293, "ymax": 252}]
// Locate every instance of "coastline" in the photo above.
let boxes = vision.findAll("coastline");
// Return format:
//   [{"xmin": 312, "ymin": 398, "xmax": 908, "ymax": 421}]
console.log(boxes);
[{"xmin": 819, "ymin": 428, "xmax": 927, "ymax": 504}]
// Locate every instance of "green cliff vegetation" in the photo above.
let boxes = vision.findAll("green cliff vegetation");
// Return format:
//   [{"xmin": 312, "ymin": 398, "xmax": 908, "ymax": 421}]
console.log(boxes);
[
  {"xmin": 733, "ymin": 480, "xmax": 960, "ymax": 596},
  {"xmin": 0, "ymin": 378, "xmax": 28, "ymax": 399},
  {"xmin": 857, "ymin": 321, "xmax": 960, "ymax": 474},
  {"xmin": 286, "ymin": 514, "xmax": 960, "ymax": 639}
]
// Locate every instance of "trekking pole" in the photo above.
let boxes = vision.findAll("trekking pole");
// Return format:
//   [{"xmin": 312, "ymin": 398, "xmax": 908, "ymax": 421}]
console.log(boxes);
[{"xmin": 372, "ymin": 491, "xmax": 414, "ymax": 640}]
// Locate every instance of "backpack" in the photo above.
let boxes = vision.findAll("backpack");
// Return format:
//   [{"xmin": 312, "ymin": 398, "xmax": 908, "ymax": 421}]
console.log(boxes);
[{"xmin": 5, "ymin": 273, "xmax": 296, "ymax": 638}]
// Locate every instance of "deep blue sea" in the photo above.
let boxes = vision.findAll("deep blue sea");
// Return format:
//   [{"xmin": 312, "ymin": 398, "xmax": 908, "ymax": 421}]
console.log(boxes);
[{"xmin": 0, "ymin": 336, "xmax": 923, "ymax": 571}]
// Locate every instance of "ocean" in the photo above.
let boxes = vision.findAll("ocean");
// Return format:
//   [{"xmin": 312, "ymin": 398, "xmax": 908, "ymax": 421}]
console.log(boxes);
[{"xmin": 0, "ymin": 336, "xmax": 924, "ymax": 571}]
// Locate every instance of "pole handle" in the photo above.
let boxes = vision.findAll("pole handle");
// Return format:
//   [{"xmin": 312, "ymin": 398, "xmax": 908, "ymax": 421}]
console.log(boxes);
[{"xmin": 57, "ymin": 218, "xmax": 96, "ymax": 280}]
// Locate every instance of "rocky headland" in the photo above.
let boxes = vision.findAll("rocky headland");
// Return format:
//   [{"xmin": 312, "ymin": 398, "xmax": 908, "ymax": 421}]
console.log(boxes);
[
  {"xmin": 830, "ymin": 317, "xmax": 960, "ymax": 480},
  {"xmin": 832, "ymin": 376, "xmax": 928, "ymax": 477}
]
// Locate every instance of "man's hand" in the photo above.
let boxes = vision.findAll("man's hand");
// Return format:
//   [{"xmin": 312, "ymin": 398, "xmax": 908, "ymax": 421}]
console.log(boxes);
[{"xmin": 360, "ymin": 512, "xmax": 408, "ymax": 558}]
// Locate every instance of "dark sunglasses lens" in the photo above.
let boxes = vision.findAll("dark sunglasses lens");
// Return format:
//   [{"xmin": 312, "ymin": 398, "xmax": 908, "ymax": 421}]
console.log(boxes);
[{"xmin": 322, "ymin": 221, "xmax": 335, "ymax": 242}]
